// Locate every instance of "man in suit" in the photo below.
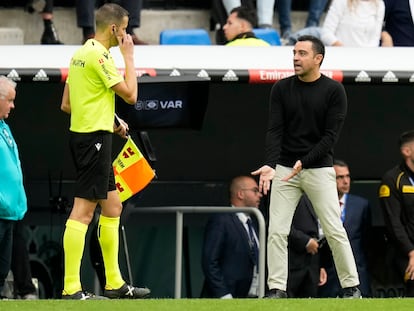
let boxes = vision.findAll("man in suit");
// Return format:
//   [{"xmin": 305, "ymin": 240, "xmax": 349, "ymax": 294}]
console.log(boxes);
[
  {"xmin": 318, "ymin": 159, "xmax": 372, "ymax": 297},
  {"xmin": 287, "ymin": 194, "xmax": 327, "ymax": 297},
  {"xmin": 201, "ymin": 175, "xmax": 262, "ymax": 298}
]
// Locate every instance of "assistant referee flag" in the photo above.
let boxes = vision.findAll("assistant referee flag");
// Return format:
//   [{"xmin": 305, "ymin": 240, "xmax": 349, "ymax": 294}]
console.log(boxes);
[{"xmin": 113, "ymin": 136, "xmax": 155, "ymax": 202}]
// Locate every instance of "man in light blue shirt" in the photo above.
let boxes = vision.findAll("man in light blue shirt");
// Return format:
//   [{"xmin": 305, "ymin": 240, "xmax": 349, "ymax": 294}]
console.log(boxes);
[{"xmin": 0, "ymin": 75, "xmax": 28, "ymax": 297}]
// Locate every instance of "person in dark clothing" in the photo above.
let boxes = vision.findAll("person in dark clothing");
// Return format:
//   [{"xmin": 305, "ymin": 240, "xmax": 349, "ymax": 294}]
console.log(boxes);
[
  {"xmin": 252, "ymin": 35, "xmax": 360, "ymax": 299},
  {"xmin": 383, "ymin": 0, "xmax": 414, "ymax": 46},
  {"xmin": 319, "ymin": 159, "xmax": 372, "ymax": 298},
  {"xmin": 379, "ymin": 130, "xmax": 414, "ymax": 297},
  {"xmin": 26, "ymin": 0, "xmax": 63, "ymax": 44},
  {"xmin": 75, "ymin": 0, "xmax": 146, "ymax": 44},
  {"xmin": 11, "ymin": 221, "xmax": 38, "ymax": 299},
  {"xmin": 287, "ymin": 194, "xmax": 327, "ymax": 298}
]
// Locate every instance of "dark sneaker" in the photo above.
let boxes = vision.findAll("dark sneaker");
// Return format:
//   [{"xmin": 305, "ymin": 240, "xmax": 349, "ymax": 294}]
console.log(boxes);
[
  {"xmin": 265, "ymin": 288, "xmax": 288, "ymax": 298},
  {"xmin": 342, "ymin": 286, "xmax": 362, "ymax": 298},
  {"xmin": 62, "ymin": 290, "xmax": 108, "ymax": 300},
  {"xmin": 104, "ymin": 283, "xmax": 151, "ymax": 299}
]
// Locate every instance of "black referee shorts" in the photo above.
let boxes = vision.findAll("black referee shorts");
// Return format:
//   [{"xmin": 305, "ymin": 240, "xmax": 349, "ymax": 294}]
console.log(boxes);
[{"xmin": 69, "ymin": 131, "xmax": 116, "ymax": 200}]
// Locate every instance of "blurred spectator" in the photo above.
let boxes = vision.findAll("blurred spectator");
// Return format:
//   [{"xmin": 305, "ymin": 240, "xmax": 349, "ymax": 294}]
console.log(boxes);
[
  {"xmin": 26, "ymin": 0, "xmax": 63, "ymax": 44},
  {"xmin": 222, "ymin": 0, "xmax": 327, "ymax": 38},
  {"xmin": 76, "ymin": 0, "xmax": 147, "ymax": 44},
  {"xmin": 223, "ymin": 6, "xmax": 270, "ymax": 46},
  {"xmin": 306, "ymin": 0, "xmax": 329, "ymax": 27},
  {"xmin": 212, "ymin": 0, "xmax": 272, "ymax": 43},
  {"xmin": 320, "ymin": 0, "xmax": 384, "ymax": 47},
  {"xmin": 222, "ymin": 0, "xmax": 274, "ymax": 29},
  {"xmin": 382, "ymin": 0, "xmax": 414, "ymax": 46},
  {"xmin": 276, "ymin": 0, "xmax": 328, "ymax": 41},
  {"xmin": 275, "ymin": 0, "xmax": 291, "ymax": 40},
  {"xmin": 287, "ymin": 0, "xmax": 385, "ymax": 47}
]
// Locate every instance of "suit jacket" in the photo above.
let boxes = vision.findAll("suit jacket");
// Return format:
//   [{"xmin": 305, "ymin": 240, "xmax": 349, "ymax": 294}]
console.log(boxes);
[
  {"xmin": 200, "ymin": 212, "xmax": 256, "ymax": 298},
  {"xmin": 287, "ymin": 194, "xmax": 321, "ymax": 297},
  {"xmin": 319, "ymin": 193, "xmax": 372, "ymax": 297}
]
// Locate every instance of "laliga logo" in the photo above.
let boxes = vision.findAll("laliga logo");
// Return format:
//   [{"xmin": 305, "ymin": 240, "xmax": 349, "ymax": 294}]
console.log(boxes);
[{"xmin": 135, "ymin": 99, "xmax": 183, "ymax": 111}]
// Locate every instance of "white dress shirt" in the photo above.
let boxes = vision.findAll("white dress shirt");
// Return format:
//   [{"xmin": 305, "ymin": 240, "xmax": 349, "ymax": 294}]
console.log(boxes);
[{"xmin": 321, "ymin": 0, "xmax": 385, "ymax": 47}]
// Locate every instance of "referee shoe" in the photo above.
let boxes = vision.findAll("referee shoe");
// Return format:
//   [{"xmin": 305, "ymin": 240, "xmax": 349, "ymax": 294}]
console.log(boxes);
[
  {"xmin": 104, "ymin": 283, "xmax": 151, "ymax": 299},
  {"xmin": 62, "ymin": 290, "xmax": 108, "ymax": 300}
]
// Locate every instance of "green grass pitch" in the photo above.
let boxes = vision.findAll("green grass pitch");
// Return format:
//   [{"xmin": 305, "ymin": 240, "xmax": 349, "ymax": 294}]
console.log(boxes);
[{"xmin": 2, "ymin": 298, "xmax": 414, "ymax": 311}]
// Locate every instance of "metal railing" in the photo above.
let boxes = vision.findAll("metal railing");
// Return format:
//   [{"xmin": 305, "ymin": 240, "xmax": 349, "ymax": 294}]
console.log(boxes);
[{"xmin": 127, "ymin": 206, "xmax": 266, "ymax": 298}]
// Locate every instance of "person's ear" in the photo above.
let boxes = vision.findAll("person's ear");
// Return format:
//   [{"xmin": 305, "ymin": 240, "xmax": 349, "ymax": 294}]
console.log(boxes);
[
  {"xmin": 315, "ymin": 54, "xmax": 323, "ymax": 65},
  {"xmin": 401, "ymin": 146, "xmax": 411, "ymax": 157}
]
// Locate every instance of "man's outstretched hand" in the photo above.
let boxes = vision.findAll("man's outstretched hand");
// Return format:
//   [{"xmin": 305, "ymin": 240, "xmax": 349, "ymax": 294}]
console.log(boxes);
[{"xmin": 251, "ymin": 165, "xmax": 275, "ymax": 195}]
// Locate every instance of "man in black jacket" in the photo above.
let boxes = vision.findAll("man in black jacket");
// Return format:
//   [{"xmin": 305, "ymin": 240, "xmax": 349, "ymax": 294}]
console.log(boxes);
[
  {"xmin": 380, "ymin": 130, "xmax": 414, "ymax": 297},
  {"xmin": 287, "ymin": 194, "xmax": 327, "ymax": 297}
]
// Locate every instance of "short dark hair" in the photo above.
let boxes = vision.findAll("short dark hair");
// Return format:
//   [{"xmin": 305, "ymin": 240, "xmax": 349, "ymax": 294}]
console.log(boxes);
[
  {"xmin": 95, "ymin": 3, "xmax": 129, "ymax": 31},
  {"xmin": 333, "ymin": 159, "xmax": 348, "ymax": 167},
  {"xmin": 399, "ymin": 130, "xmax": 414, "ymax": 147},
  {"xmin": 230, "ymin": 6, "xmax": 258, "ymax": 28},
  {"xmin": 297, "ymin": 35, "xmax": 325, "ymax": 65}
]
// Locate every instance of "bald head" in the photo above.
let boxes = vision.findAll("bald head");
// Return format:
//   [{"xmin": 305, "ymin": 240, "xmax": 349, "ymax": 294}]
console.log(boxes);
[{"xmin": 230, "ymin": 175, "xmax": 262, "ymax": 208}]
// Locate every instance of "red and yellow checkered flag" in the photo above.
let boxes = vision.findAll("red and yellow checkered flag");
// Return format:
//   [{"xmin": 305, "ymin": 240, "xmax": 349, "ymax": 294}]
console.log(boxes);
[{"xmin": 113, "ymin": 136, "xmax": 155, "ymax": 202}]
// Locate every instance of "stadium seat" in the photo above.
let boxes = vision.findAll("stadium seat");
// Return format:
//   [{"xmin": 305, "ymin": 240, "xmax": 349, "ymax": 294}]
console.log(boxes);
[
  {"xmin": 253, "ymin": 28, "xmax": 282, "ymax": 46},
  {"xmin": 159, "ymin": 28, "xmax": 212, "ymax": 45}
]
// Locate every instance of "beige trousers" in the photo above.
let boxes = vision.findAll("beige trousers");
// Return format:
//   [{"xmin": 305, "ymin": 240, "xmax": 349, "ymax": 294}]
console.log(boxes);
[{"xmin": 267, "ymin": 165, "xmax": 360, "ymax": 291}]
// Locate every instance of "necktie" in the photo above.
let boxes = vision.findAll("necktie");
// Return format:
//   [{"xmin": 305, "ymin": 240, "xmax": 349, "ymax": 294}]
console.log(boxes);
[
  {"xmin": 246, "ymin": 218, "xmax": 259, "ymax": 266},
  {"xmin": 340, "ymin": 202, "xmax": 345, "ymax": 223}
]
